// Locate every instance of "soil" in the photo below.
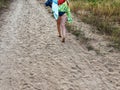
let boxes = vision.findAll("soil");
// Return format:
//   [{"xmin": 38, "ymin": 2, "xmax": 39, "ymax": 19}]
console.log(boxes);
[{"xmin": 0, "ymin": 0, "xmax": 120, "ymax": 90}]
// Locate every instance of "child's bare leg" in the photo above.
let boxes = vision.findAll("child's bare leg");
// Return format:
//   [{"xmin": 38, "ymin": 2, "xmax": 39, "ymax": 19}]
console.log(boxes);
[
  {"xmin": 57, "ymin": 17, "xmax": 61, "ymax": 37},
  {"xmin": 60, "ymin": 14, "xmax": 67, "ymax": 42}
]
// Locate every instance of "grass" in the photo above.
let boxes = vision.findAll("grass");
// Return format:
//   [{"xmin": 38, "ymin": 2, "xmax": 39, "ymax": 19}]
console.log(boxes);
[
  {"xmin": 66, "ymin": 23, "xmax": 90, "ymax": 44},
  {"xmin": 69, "ymin": 0, "xmax": 120, "ymax": 50},
  {"xmin": 0, "ymin": 0, "xmax": 11, "ymax": 9},
  {"xmin": 0, "ymin": 0, "xmax": 5, "ymax": 8}
]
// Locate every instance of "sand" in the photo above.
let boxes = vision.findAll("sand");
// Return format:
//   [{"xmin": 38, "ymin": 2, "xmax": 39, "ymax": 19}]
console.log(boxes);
[{"xmin": 0, "ymin": 0, "xmax": 120, "ymax": 90}]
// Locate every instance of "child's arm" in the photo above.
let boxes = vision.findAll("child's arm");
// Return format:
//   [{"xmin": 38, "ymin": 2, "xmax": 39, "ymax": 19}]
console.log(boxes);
[
  {"xmin": 66, "ymin": 7, "xmax": 72, "ymax": 23},
  {"xmin": 66, "ymin": 0, "xmax": 72, "ymax": 23}
]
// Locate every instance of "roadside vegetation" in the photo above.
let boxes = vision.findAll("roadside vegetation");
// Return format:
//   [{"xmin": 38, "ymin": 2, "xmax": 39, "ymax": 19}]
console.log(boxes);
[
  {"xmin": 69, "ymin": 0, "xmax": 120, "ymax": 50},
  {"xmin": 0, "ymin": 0, "xmax": 11, "ymax": 9}
]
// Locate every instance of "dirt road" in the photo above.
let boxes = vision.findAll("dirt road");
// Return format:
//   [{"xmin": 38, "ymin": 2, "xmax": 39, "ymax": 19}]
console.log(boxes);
[{"xmin": 0, "ymin": 0, "xmax": 120, "ymax": 90}]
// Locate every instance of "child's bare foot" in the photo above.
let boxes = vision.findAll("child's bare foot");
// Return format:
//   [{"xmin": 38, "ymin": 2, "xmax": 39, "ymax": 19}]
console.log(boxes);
[
  {"xmin": 62, "ymin": 38, "xmax": 65, "ymax": 43},
  {"xmin": 58, "ymin": 35, "xmax": 61, "ymax": 37}
]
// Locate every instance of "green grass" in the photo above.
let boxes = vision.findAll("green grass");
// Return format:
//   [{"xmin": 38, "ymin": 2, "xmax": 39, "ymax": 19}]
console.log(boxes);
[
  {"xmin": 0, "ymin": 0, "xmax": 10, "ymax": 9},
  {"xmin": 0, "ymin": 0, "xmax": 5, "ymax": 8},
  {"xmin": 66, "ymin": 23, "xmax": 90, "ymax": 44},
  {"xmin": 70, "ymin": 0, "xmax": 120, "ymax": 49}
]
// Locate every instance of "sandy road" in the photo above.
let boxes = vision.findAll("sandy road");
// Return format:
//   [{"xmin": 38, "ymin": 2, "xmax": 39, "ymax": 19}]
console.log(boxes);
[{"xmin": 0, "ymin": 0, "xmax": 120, "ymax": 90}]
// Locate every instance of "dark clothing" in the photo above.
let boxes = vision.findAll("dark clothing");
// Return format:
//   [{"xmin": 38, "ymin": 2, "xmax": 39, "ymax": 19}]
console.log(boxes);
[
  {"xmin": 45, "ymin": 0, "xmax": 52, "ymax": 7},
  {"xmin": 59, "ymin": 12, "xmax": 65, "ymax": 16}
]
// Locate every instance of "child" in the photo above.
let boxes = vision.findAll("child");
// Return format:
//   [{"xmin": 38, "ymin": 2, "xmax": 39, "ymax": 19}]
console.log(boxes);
[{"xmin": 45, "ymin": 0, "xmax": 72, "ymax": 43}]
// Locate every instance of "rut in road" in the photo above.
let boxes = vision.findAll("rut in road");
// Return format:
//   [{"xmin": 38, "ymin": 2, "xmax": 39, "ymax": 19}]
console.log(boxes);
[{"xmin": 0, "ymin": 0, "xmax": 120, "ymax": 90}]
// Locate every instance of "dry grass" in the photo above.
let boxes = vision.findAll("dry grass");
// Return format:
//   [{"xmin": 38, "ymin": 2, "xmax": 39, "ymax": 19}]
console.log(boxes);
[
  {"xmin": 70, "ymin": 0, "xmax": 120, "ymax": 49},
  {"xmin": 0, "ymin": 0, "xmax": 11, "ymax": 9}
]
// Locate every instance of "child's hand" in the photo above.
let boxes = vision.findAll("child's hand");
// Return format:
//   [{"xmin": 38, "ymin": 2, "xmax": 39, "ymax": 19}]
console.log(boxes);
[{"xmin": 67, "ymin": 17, "xmax": 72, "ymax": 23}]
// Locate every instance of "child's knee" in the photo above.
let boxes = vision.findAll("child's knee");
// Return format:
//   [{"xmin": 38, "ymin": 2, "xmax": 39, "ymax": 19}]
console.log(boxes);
[{"xmin": 61, "ymin": 23, "xmax": 65, "ymax": 28}]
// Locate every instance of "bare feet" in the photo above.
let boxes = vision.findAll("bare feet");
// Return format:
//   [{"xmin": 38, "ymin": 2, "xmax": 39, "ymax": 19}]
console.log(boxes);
[
  {"xmin": 62, "ymin": 38, "xmax": 65, "ymax": 43},
  {"xmin": 58, "ymin": 35, "xmax": 61, "ymax": 37}
]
